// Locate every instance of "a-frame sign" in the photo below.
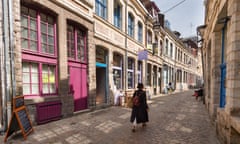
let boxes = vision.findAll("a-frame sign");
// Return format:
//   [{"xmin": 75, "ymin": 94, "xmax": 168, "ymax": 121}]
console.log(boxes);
[{"xmin": 4, "ymin": 96, "xmax": 34, "ymax": 142}]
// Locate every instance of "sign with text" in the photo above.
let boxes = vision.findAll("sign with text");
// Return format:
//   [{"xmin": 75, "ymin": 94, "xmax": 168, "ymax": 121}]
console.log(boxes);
[{"xmin": 4, "ymin": 97, "xmax": 33, "ymax": 142}]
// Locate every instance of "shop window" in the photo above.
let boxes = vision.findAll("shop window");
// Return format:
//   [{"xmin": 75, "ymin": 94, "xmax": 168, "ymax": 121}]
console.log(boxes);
[
  {"xmin": 128, "ymin": 58, "xmax": 135, "ymax": 89},
  {"xmin": 113, "ymin": 53, "xmax": 123, "ymax": 89},
  {"xmin": 137, "ymin": 61, "xmax": 142, "ymax": 83},
  {"xmin": 22, "ymin": 62, "xmax": 57, "ymax": 96}
]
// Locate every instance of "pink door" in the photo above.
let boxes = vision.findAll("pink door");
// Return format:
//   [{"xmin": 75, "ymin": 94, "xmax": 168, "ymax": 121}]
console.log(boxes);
[{"xmin": 69, "ymin": 65, "xmax": 88, "ymax": 111}]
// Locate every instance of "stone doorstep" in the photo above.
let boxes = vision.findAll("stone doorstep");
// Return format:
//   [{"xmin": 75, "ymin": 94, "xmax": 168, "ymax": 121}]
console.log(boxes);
[{"xmin": 231, "ymin": 116, "xmax": 240, "ymax": 134}]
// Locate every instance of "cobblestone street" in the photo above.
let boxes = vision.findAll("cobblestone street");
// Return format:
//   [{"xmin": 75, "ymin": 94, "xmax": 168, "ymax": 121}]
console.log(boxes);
[{"xmin": 1, "ymin": 90, "xmax": 220, "ymax": 144}]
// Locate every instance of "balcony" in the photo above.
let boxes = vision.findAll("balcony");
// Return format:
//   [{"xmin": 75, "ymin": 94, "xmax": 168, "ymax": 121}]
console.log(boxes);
[{"xmin": 153, "ymin": 13, "xmax": 164, "ymax": 30}]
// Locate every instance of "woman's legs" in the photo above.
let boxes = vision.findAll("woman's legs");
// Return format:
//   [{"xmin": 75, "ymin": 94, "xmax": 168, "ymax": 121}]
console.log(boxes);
[{"xmin": 132, "ymin": 118, "xmax": 137, "ymax": 132}]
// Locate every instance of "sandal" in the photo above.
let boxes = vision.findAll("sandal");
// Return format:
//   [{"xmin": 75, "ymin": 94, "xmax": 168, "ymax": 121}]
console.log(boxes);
[{"xmin": 132, "ymin": 126, "xmax": 136, "ymax": 132}]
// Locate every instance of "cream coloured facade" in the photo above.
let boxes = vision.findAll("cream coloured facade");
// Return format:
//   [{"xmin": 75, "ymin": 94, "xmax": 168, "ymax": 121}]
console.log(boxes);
[{"xmin": 0, "ymin": 0, "xmax": 200, "ymax": 132}]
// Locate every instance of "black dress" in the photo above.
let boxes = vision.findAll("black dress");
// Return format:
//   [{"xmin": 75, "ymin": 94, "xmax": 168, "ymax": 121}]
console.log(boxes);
[{"xmin": 130, "ymin": 90, "xmax": 149, "ymax": 123}]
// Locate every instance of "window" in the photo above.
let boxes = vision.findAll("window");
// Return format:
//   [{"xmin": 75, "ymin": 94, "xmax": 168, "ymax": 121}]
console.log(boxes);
[
  {"xmin": 160, "ymin": 40, "xmax": 163, "ymax": 56},
  {"xmin": 42, "ymin": 64, "xmax": 56, "ymax": 94},
  {"xmin": 21, "ymin": 6, "xmax": 55, "ymax": 55},
  {"xmin": 138, "ymin": 22, "xmax": 143, "ymax": 43},
  {"xmin": 137, "ymin": 61, "xmax": 142, "ymax": 83},
  {"xmin": 22, "ymin": 63, "xmax": 39, "ymax": 95},
  {"xmin": 147, "ymin": 63, "xmax": 151, "ymax": 86},
  {"xmin": 113, "ymin": 53, "xmax": 123, "ymax": 89},
  {"xmin": 96, "ymin": 0, "xmax": 107, "ymax": 19},
  {"xmin": 165, "ymin": 39, "xmax": 168, "ymax": 55},
  {"xmin": 128, "ymin": 58, "xmax": 135, "ymax": 89},
  {"xmin": 67, "ymin": 23, "xmax": 87, "ymax": 63},
  {"xmin": 147, "ymin": 30, "xmax": 152, "ymax": 44},
  {"xmin": 114, "ymin": 2, "xmax": 122, "ymax": 29},
  {"xmin": 170, "ymin": 43, "xmax": 173, "ymax": 57},
  {"xmin": 21, "ymin": 5, "xmax": 58, "ymax": 97},
  {"xmin": 128, "ymin": 13, "xmax": 134, "ymax": 37},
  {"xmin": 22, "ymin": 62, "xmax": 57, "ymax": 95}
]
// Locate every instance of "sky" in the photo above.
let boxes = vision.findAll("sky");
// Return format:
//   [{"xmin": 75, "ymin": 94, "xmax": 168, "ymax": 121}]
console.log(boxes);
[{"xmin": 153, "ymin": 0, "xmax": 205, "ymax": 37}]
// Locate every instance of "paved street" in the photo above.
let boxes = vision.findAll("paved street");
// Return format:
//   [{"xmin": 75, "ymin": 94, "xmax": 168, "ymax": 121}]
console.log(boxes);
[{"xmin": 1, "ymin": 90, "xmax": 220, "ymax": 144}]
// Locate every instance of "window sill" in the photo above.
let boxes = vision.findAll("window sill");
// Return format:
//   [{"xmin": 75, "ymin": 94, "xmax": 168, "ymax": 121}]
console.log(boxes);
[{"xmin": 24, "ymin": 95, "xmax": 60, "ymax": 105}]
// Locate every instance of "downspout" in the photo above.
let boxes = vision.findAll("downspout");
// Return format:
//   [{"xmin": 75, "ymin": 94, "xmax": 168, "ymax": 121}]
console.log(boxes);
[
  {"xmin": 219, "ymin": 22, "xmax": 226, "ymax": 108},
  {"xmin": 0, "ymin": 0, "xmax": 11, "ymax": 133},
  {"xmin": 124, "ymin": 0, "xmax": 128, "ymax": 96},
  {"xmin": 9, "ymin": 0, "xmax": 16, "ymax": 99}
]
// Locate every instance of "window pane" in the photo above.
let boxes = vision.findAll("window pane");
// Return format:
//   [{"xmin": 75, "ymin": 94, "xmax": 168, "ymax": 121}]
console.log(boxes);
[
  {"xmin": 128, "ymin": 72, "xmax": 133, "ymax": 88},
  {"xmin": 49, "ymin": 45, "xmax": 54, "ymax": 54},
  {"xmin": 31, "ymin": 73, "xmax": 39, "ymax": 83},
  {"xmin": 41, "ymin": 23, "xmax": 47, "ymax": 33},
  {"xmin": 22, "ymin": 63, "xmax": 29, "ymax": 72},
  {"xmin": 32, "ymin": 84, "xmax": 39, "ymax": 94},
  {"xmin": 21, "ymin": 16, "xmax": 28, "ymax": 27},
  {"xmin": 30, "ymin": 19, "xmax": 37, "ymax": 30},
  {"xmin": 49, "ymin": 84, "xmax": 55, "ymax": 93},
  {"xmin": 42, "ymin": 84, "xmax": 48, "ymax": 93},
  {"xmin": 113, "ymin": 69, "xmax": 122, "ymax": 89},
  {"xmin": 40, "ymin": 13, "xmax": 47, "ymax": 22},
  {"xmin": 21, "ymin": 39, "xmax": 28, "ymax": 49},
  {"xmin": 30, "ymin": 30, "xmax": 37, "ymax": 40},
  {"xmin": 31, "ymin": 63, "xmax": 38, "ymax": 72},
  {"xmin": 30, "ymin": 41, "xmax": 37, "ymax": 51},
  {"xmin": 41, "ymin": 34, "xmax": 47, "ymax": 43},
  {"xmin": 48, "ymin": 36, "xmax": 54, "ymax": 45},
  {"xmin": 23, "ymin": 84, "xmax": 30, "ymax": 95},
  {"xmin": 21, "ymin": 28, "xmax": 28, "ymax": 38},
  {"xmin": 42, "ymin": 44, "xmax": 47, "ymax": 53},
  {"xmin": 42, "ymin": 65, "xmax": 48, "ymax": 73},
  {"xmin": 48, "ymin": 16, "xmax": 54, "ymax": 24},
  {"xmin": 42, "ymin": 73, "xmax": 48, "ymax": 83},
  {"xmin": 48, "ymin": 25, "xmax": 54, "ymax": 35},
  {"xmin": 22, "ymin": 73, "xmax": 30, "ymax": 83}
]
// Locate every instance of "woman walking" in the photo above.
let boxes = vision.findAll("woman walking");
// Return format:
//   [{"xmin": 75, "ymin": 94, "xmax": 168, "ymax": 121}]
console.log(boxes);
[{"xmin": 130, "ymin": 83, "xmax": 149, "ymax": 132}]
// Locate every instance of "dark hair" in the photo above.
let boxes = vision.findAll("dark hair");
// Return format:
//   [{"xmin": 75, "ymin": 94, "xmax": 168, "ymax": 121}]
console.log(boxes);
[{"xmin": 137, "ymin": 83, "xmax": 144, "ymax": 89}]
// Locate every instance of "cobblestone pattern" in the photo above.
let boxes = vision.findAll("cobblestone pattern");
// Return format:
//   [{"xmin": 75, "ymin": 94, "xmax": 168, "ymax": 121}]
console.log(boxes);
[{"xmin": 1, "ymin": 91, "xmax": 220, "ymax": 144}]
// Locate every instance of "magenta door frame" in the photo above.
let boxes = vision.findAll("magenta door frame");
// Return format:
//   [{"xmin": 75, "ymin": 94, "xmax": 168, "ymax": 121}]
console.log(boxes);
[{"xmin": 69, "ymin": 62, "xmax": 88, "ymax": 111}]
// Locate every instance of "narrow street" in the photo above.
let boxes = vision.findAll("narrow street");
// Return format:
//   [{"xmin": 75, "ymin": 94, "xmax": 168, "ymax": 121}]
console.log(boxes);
[{"xmin": 1, "ymin": 90, "xmax": 219, "ymax": 144}]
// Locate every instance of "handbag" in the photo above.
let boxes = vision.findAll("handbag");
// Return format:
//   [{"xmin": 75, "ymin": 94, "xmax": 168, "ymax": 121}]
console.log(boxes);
[{"xmin": 127, "ymin": 97, "xmax": 133, "ymax": 108}]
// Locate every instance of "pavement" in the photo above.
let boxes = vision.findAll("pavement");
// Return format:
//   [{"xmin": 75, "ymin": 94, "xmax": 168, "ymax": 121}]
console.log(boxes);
[{"xmin": 0, "ymin": 90, "xmax": 220, "ymax": 144}]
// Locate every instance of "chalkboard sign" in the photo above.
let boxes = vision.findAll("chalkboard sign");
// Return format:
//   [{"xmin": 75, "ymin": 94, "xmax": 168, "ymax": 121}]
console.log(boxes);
[
  {"xmin": 13, "ymin": 96, "xmax": 24, "ymax": 110},
  {"xmin": 17, "ymin": 108, "xmax": 32, "ymax": 134},
  {"xmin": 4, "ymin": 106, "xmax": 33, "ymax": 142}
]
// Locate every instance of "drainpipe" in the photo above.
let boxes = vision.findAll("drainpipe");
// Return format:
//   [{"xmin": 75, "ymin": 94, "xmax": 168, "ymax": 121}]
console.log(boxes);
[
  {"xmin": 218, "ymin": 16, "xmax": 230, "ymax": 108},
  {"xmin": 9, "ymin": 0, "xmax": 16, "ymax": 111},
  {"xmin": 0, "ymin": 0, "xmax": 12, "ymax": 133},
  {"xmin": 219, "ymin": 22, "xmax": 227, "ymax": 108},
  {"xmin": 124, "ymin": 0, "xmax": 128, "ymax": 98}
]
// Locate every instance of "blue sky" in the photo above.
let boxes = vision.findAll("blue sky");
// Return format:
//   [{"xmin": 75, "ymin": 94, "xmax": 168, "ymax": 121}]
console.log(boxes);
[{"xmin": 153, "ymin": 0, "xmax": 205, "ymax": 37}]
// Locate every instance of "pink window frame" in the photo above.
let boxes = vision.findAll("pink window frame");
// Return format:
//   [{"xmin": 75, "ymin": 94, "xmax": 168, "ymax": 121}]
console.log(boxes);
[
  {"xmin": 21, "ymin": 5, "xmax": 58, "ymax": 98},
  {"xmin": 67, "ymin": 22, "xmax": 87, "ymax": 64},
  {"xmin": 22, "ymin": 62, "xmax": 40, "ymax": 95}
]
